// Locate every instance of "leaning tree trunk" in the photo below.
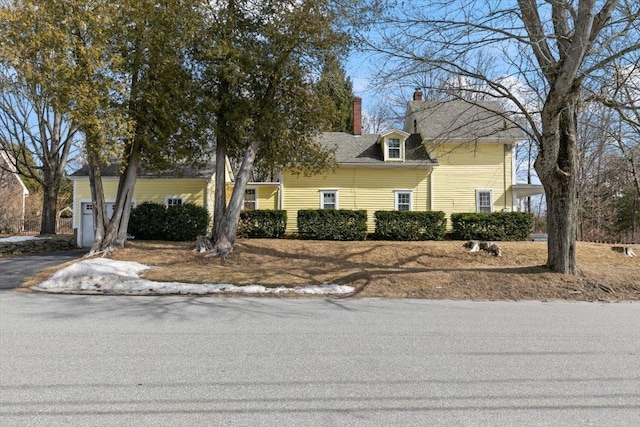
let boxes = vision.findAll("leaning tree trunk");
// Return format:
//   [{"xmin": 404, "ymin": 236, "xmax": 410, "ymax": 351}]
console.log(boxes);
[
  {"xmin": 209, "ymin": 139, "xmax": 260, "ymax": 259},
  {"xmin": 535, "ymin": 93, "xmax": 580, "ymax": 275},
  {"xmin": 100, "ymin": 150, "xmax": 139, "ymax": 252}
]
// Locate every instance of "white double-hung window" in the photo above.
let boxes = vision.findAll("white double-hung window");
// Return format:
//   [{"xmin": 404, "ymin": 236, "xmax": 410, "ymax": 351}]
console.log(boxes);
[
  {"xmin": 244, "ymin": 188, "xmax": 257, "ymax": 210},
  {"xmin": 476, "ymin": 190, "xmax": 493, "ymax": 213},
  {"xmin": 387, "ymin": 138, "xmax": 401, "ymax": 159},
  {"xmin": 394, "ymin": 190, "xmax": 413, "ymax": 211},
  {"xmin": 320, "ymin": 190, "xmax": 338, "ymax": 209}
]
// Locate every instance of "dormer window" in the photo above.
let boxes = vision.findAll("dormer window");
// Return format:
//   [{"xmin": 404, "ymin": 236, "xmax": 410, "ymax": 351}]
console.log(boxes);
[
  {"xmin": 388, "ymin": 138, "xmax": 401, "ymax": 159},
  {"xmin": 379, "ymin": 129, "xmax": 409, "ymax": 162}
]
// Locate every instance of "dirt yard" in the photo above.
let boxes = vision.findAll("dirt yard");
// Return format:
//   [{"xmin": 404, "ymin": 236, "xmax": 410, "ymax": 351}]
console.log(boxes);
[{"xmin": 62, "ymin": 238, "xmax": 640, "ymax": 301}]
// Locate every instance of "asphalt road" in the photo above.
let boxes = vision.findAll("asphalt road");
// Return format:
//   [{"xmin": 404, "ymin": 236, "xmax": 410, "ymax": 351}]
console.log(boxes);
[
  {"xmin": 1, "ymin": 294, "xmax": 638, "ymax": 426},
  {"xmin": 0, "ymin": 250, "xmax": 87, "ymax": 290}
]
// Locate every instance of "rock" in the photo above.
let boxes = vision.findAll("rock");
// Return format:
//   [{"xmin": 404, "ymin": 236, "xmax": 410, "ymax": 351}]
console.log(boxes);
[
  {"xmin": 463, "ymin": 240, "xmax": 502, "ymax": 257},
  {"xmin": 611, "ymin": 246, "xmax": 637, "ymax": 257}
]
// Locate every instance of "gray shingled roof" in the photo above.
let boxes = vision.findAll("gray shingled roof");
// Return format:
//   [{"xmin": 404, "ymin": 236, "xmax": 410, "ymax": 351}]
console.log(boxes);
[
  {"xmin": 70, "ymin": 158, "xmax": 216, "ymax": 179},
  {"xmin": 405, "ymin": 100, "xmax": 524, "ymax": 141},
  {"xmin": 317, "ymin": 132, "xmax": 437, "ymax": 167}
]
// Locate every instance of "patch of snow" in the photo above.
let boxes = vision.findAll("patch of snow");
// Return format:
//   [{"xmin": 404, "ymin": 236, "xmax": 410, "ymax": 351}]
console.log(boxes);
[
  {"xmin": 0, "ymin": 236, "xmax": 50, "ymax": 243},
  {"xmin": 31, "ymin": 258, "xmax": 354, "ymax": 296}
]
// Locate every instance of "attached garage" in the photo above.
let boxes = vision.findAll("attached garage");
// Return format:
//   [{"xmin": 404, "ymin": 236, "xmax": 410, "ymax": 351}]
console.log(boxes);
[{"xmin": 69, "ymin": 158, "xmax": 234, "ymax": 248}]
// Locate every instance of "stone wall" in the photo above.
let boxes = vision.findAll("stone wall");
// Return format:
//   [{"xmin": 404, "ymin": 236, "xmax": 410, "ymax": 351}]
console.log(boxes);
[{"xmin": 0, "ymin": 236, "xmax": 77, "ymax": 256}]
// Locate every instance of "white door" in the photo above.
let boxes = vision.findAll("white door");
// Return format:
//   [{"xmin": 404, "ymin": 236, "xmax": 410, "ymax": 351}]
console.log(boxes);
[{"xmin": 81, "ymin": 202, "xmax": 115, "ymax": 247}]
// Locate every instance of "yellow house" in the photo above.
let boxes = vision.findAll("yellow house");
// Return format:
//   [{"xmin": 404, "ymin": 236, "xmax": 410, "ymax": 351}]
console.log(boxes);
[
  {"xmin": 69, "ymin": 157, "xmax": 283, "ymax": 247},
  {"xmin": 282, "ymin": 130, "xmax": 438, "ymax": 232},
  {"xmin": 282, "ymin": 92, "xmax": 543, "ymax": 232},
  {"xmin": 70, "ymin": 92, "xmax": 544, "ymax": 245}
]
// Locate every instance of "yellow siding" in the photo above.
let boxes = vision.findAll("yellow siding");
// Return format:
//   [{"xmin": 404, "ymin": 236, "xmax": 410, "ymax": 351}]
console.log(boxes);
[
  {"xmin": 282, "ymin": 168, "xmax": 431, "ymax": 232},
  {"xmin": 429, "ymin": 143, "xmax": 514, "ymax": 221},
  {"xmin": 73, "ymin": 178, "xmax": 209, "ymax": 228},
  {"xmin": 246, "ymin": 185, "xmax": 279, "ymax": 210}
]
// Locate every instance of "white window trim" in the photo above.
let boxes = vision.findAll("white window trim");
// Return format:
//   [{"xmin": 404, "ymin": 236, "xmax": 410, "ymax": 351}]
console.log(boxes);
[
  {"xmin": 386, "ymin": 137, "xmax": 403, "ymax": 161},
  {"xmin": 165, "ymin": 196, "xmax": 184, "ymax": 208},
  {"xmin": 244, "ymin": 187, "xmax": 258, "ymax": 210},
  {"xmin": 319, "ymin": 190, "xmax": 339, "ymax": 209},
  {"xmin": 394, "ymin": 190, "xmax": 413, "ymax": 211},
  {"xmin": 476, "ymin": 189, "xmax": 493, "ymax": 213}
]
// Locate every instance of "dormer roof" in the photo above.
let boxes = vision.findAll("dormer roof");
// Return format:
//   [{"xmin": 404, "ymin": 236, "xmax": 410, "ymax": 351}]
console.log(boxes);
[{"xmin": 378, "ymin": 129, "xmax": 410, "ymax": 140}]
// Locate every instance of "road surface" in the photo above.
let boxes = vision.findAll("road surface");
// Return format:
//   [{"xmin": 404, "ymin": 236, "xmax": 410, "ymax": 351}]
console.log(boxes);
[
  {"xmin": 0, "ymin": 250, "xmax": 87, "ymax": 290},
  {"xmin": 1, "ymin": 294, "xmax": 638, "ymax": 426}
]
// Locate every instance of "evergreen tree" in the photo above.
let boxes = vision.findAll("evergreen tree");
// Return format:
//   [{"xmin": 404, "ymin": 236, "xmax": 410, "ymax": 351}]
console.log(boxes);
[{"xmin": 315, "ymin": 55, "xmax": 354, "ymax": 133}]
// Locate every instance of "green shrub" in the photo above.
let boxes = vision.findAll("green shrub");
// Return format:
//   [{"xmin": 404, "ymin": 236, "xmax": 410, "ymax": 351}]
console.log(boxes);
[
  {"xmin": 238, "ymin": 210, "xmax": 287, "ymax": 238},
  {"xmin": 128, "ymin": 202, "xmax": 166, "ymax": 240},
  {"xmin": 128, "ymin": 202, "xmax": 209, "ymax": 241},
  {"xmin": 297, "ymin": 209, "xmax": 367, "ymax": 241},
  {"xmin": 450, "ymin": 212, "xmax": 535, "ymax": 241},
  {"xmin": 374, "ymin": 211, "xmax": 446, "ymax": 240},
  {"xmin": 164, "ymin": 203, "xmax": 209, "ymax": 241}
]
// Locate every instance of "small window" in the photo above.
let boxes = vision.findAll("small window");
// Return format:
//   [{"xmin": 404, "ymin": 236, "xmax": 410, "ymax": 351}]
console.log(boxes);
[
  {"xmin": 166, "ymin": 197, "xmax": 183, "ymax": 208},
  {"xmin": 320, "ymin": 190, "xmax": 338, "ymax": 210},
  {"xmin": 388, "ymin": 138, "xmax": 401, "ymax": 159},
  {"xmin": 244, "ymin": 188, "xmax": 257, "ymax": 210},
  {"xmin": 476, "ymin": 190, "xmax": 493, "ymax": 213},
  {"xmin": 395, "ymin": 190, "xmax": 413, "ymax": 211}
]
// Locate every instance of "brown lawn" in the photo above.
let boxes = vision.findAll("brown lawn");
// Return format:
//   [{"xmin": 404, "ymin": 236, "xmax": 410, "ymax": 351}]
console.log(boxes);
[{"xmin": 34, "ymin": 238, "xmax": 636, "ymax": 301}]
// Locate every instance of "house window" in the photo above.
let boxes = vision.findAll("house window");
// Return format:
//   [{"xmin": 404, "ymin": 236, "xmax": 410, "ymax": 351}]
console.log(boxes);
[
  {"xmin": 388, "ymin": 138, "xmax": 401, "ymax": 159},
  {"xmin": 166, "ymin": 197, "xmax": 183, "ymax": 208},
  {"xmin": 244, "ymin": 188, "xmax": 257, "ymax": 210},
  {"xmin": 320, "ymin": 190, "xmax": 338, "ymax": 210},
  {"xmin": 476, "ymin": 190, "xmax": 493, "ymax": 213},
  {"xmin": 394, "ymin": 190, "xmax": 413, "ymax": 211}
]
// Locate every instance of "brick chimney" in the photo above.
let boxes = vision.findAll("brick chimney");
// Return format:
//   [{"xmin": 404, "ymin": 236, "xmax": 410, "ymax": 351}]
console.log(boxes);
[
  {"xmin": 413, "ymin": 88, "xmax": 423, "ymax": 101},
  {"xmin": 353, "ymin": 97, "xmax": 362, "ymax": 136}
]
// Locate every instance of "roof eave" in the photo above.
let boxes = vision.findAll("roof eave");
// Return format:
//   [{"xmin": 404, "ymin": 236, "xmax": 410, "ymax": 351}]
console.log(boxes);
[{"xmin": 336, "ymin": 161, "xmax": 438, "ymax": 169}]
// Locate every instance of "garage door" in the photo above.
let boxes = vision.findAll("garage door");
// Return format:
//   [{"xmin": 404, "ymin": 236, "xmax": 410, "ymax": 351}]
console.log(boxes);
[{"xmin": 81, "ymin": 202, "xmax": 115, "ymax": 247}]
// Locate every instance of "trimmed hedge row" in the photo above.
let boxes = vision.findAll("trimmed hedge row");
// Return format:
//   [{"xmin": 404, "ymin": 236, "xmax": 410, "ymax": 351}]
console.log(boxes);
[
  {"xmin": 374, "ymin": 211, "xmax": 446, "ymax": 241},
  {"xmin": 297, "ymin": 209, "xmax": 367, "ymax": 241},
  {"xmin": 237, "ymin": 210, "xmax": 287, "ymax": 238},
  {"xmin": 450, "ymin": 212, "xmax": 535, "ymax": 241},
  {"xmin": 129, "ymin": 205, "xmax": 533, "ymax": 242},
  {"xmin": 128, "ymin": 202, "xmax": 209, "ymax": 241}
]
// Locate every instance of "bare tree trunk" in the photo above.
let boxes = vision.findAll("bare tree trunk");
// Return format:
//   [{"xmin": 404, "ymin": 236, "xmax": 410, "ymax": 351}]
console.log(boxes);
[
  {"xmin": 39, "ymin": 174, "xmax": 60, "ymax": 235},
  {"xmin": 38, "ymin": 113, "xmax": 73, "ymax": 235},
  {"xmin": 535, "ymin": 94, "xmax": 579, "ymax": 275},
  {"xmin": 87, "ymin": 150, "xmax": 108, "ymax": 255},
  {"xmin": 212, "ymin": 138, "xmax": 227, "ymax": 242},
  {"xmin": 209, "ymin": 139, "xmax": 260, "ymax": 259},
  {"xmin": 100, "ymin": 149, "xmax": 139, "ymax": 252}
]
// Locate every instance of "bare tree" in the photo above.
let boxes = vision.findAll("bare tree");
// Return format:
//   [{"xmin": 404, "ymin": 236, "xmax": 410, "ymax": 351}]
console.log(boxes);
[
  {"xmin": 365, "ymin": 0, "xmax": 640, "ymax": 274},
  {"xmin": 362, "ymin": 100, "xmax": 398, "ymax": 133},
  {"xmin": 0, "ymin": 64, "xmax": 79, "ymax": 235}
]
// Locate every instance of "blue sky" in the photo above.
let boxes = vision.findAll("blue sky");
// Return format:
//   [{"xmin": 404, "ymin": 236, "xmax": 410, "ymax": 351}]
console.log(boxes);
[{"xmin": 346, "ymin": 50, "xmax": 376, "ymax": 108}]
